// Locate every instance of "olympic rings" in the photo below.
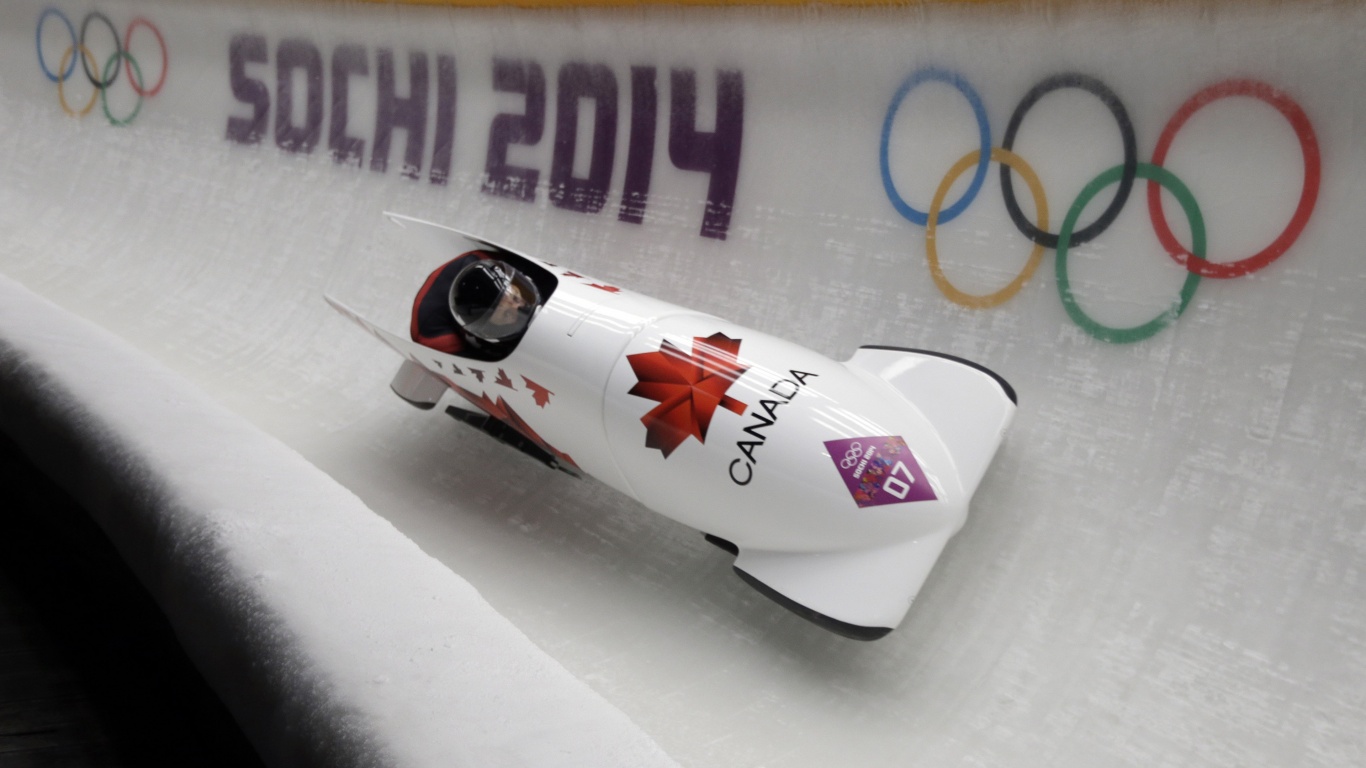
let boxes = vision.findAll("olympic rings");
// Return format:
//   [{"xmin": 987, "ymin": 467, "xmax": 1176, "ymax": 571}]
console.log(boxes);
[
  {"xmin": 1148, "ymin": 79, "xmax": 1320, "ymax": 279},
  {"xmin": 124, "ymin": 18, "xmax": 167, "ymax": 97},
  {"xmin": 56, "ymin": 45, "xmax": 99, "ymax": 117},
  {"xmin": 928, "ymin": 147, "xmax": 1049, "ymax": 309},
  {"xmin": 1000, "ymin": 73, "xmax": 1137, "ymax": 249},
  {"xmin": 1056, "ymin": 163, "xmax": 1204, "ymax": 344},
  {"xmin": 881, "ymin": 68, "xmax": 1321, "ymax": 343},
  {"xmin": 880, "ymin": 68, "xmax": 991, "ymax": 227},
  {"xmin": 35, "ymin": 8, "xmax": 76, "ymax": 83},
  {"xmin": 79, "ymin": 12, "xmax": 121, "ymax": 89},
  {"xmin": 840, "ymin": 442, "xmax": 864, "ymax": 469},
  {"xmin": 35, "ymin": 8, "xmax": 167, "ymax": 126},
  {"xmin": 101, "ymin": 52, "xmax": 144, "ymax": 126}
]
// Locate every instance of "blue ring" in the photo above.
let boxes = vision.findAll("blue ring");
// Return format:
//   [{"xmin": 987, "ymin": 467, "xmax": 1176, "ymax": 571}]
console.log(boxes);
[
  {"xmin": 36, "ymin": 8, "xmax": 77, "ymax": 83},
  {"xmin": 880, "ymin": 68, "xmax": 991, "ymax": 227}
]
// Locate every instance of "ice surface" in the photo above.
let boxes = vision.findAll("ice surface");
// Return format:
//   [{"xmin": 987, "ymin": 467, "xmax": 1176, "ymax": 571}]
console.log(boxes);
[
  {"xmin": 0, "ymin": 277, "xmax": 677, "ymax": 766},
  {"xmin": 3, "ymin": 0, "xmax": 1365, "ymax": 766}
]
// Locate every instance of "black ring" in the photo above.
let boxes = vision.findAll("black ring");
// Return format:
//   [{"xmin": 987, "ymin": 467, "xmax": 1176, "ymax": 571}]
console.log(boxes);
[
  {"xmin": 999, "ymin": 73, "xmax": 1137, "ymax": 249},
  {"xmin": 79, "ymin": 12, "xmax": 121, "ymax": 90}
]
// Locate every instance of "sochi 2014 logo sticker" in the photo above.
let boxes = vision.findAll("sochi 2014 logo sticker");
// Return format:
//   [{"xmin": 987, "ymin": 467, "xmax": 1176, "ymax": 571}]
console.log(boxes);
[
  {"xmin": 825, "ymin": 435, "xmax": 936, "ymax": 508},
  {"xmin": 880, "ymin": 70, "xmax": 1320, "ymax": 344},
  {"xmin": 626, "ymin": 333, "xmax": 749, "ymax": 458},
  {"xmin": 35, "ymin": 8, "xmax": 168, "ymax": 125}
]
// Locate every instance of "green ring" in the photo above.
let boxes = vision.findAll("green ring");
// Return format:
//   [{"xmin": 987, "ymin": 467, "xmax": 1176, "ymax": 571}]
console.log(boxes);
[
  {"xmin": 1056, "ymin": 162, "xmax": 1205, "ymax": 344},
  {"xmin": 100, "ymin": 50, "xmax": 143, "ymax": 126}
]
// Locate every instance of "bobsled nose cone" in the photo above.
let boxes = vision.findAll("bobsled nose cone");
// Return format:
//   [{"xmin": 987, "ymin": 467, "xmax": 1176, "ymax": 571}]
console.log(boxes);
[{"xmin": 846, "ymin": 346, "xmax": 1015, "ymax": 497}]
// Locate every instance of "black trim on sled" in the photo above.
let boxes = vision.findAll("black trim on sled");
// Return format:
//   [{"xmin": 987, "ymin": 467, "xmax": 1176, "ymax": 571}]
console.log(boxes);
[
  {"xmin": 733, "ymin": 566, "xmax": 893, "ymax": 642},
  {"xmin": 859, "ymin": 346, "xmax": 1018, "ymax": 406},
  {"xmin": 445, "ymin": 406, "xmax": 581, "ymax": 478},
  {"xmin": 703, "ymin": 534, "xmax": 739, "ymax": 556}
]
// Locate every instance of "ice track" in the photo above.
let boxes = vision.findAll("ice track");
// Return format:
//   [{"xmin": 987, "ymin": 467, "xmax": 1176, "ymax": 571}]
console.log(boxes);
[{"xmin": 2, "ymin": 0, "xmax": 1365, "ymax": 765}]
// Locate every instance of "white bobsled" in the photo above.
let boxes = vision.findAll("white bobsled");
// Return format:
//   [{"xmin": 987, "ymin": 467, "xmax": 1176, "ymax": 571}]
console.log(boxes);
[{"xmin": 327, "ymin": 213, "xmax": 1015, "ymax": 640}]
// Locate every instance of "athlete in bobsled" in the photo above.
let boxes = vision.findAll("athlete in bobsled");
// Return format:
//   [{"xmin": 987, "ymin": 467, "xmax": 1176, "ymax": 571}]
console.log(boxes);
[
  {"xmin": 328, "ymin": 213, "xmax": 1015, "ymax": 641},
  {"xmin": 411, "ymin": 254, "xmax": 541, "ymax": 361}
]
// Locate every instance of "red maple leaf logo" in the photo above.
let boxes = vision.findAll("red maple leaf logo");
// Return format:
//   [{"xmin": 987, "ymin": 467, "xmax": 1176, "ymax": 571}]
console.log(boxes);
[
  {"xmin": 626, "ymin": 333, "xmax": 749, "ymax": 458},
  {"xmin": 522, "ymin": 377, "xmax": 553, "ymax": 408}
]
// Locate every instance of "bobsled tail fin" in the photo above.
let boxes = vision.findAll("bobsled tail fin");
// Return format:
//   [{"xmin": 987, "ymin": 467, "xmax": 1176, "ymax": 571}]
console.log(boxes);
[
  {"xmin": 325, "ymin": 294, "xmax": 461, "ymax": 407},
  {"xmin": 324, "ymin": 294, "xmax": 409, "ymax": 349},
  {"xmin": 846, "ymin": 346, "xmax": 1015, "ymax": 497},
  {"xmin": 732, "ymin": 533, "xmax": 953, "ymax": 640},
  {"xmin": 382, "ymin": 211, "xmax": 530, "ymax": 261},
  {"xmin": 325, "ymin": 293, "xmax": 436, "ymax": 361}
]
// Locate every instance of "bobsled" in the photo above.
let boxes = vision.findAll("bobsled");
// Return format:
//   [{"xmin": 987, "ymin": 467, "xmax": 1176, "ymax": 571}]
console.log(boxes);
[{"xmin": 327, "ymin": 213, "xmax": 1016, "ymax": 640}]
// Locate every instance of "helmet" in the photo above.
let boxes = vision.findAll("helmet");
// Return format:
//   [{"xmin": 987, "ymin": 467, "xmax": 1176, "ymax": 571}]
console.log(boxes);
[{"xmin": 449, "ymin": 259, "xmax": 541, "ymax": 343}]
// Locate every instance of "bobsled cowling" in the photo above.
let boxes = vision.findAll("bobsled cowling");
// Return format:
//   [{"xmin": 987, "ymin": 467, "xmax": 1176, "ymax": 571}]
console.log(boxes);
[{"xmin": 327, "ymin": 213, "xmax": 1015, "ymax": 640}]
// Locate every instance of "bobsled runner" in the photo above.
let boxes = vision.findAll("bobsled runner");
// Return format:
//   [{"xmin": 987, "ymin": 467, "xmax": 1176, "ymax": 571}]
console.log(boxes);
[{"xmin": 327, "ymin": 213, "xmax": 1016, "ymax": 640}]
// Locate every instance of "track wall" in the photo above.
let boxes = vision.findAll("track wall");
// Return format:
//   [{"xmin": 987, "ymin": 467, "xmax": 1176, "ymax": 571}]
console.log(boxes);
[{"xmin": 4, "ymin": 1, "xmax": 1365, "ymax": 765}]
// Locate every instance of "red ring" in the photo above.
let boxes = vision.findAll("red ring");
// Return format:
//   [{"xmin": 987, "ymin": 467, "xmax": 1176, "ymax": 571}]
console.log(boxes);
[
  {"xmin": 123, "ymin": 17, "xmax": 167, "ymax": 97},
  {"xmin": 1148, "ymin": 79, "xmax": 1320, "ymax": 279}
]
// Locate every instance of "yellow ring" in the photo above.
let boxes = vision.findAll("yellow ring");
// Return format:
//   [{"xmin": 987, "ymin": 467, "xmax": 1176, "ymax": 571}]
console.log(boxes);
[
  {"xmin": 57, "ymin": 45, "xmax": 100, "ymax": 117},
  {"xmin": 926, "ymin": 147, "xmax": 1049, "ymax": 309}
]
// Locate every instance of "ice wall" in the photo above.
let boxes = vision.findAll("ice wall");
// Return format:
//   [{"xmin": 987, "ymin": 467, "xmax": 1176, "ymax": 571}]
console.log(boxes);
[{"xmin": 3, "ymin": 0, "xmax": 1364, "ymax": 766}]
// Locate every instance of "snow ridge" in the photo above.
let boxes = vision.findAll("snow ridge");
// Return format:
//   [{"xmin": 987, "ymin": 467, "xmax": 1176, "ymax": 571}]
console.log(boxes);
[{"xmin": 0, "ymin": 272, "xmax": 675, "ymax": 768}]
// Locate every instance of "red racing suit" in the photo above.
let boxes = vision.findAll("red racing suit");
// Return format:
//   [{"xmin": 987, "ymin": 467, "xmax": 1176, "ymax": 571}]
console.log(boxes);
[{"xmin": 410, "ymin": 251, "xmax": 492, "ymax": 356}]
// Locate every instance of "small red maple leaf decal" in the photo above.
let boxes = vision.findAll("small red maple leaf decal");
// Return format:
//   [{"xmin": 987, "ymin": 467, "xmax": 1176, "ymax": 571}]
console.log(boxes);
[
  {"xmin": 561, "ymin": 270, "xmax": 583, "ymax": 278},
  {"xmin": 523, "ymin": 377, "xmax": 553, "ymax": 408},
  {"xmin": 494, "ymin": 369, "xmax": 516, "ymax": 389},
  {"xmin": 451, "ymin": 385, "xmax": 578, "ymax": 470},
  {"xmin": 626, "ymin": 333, "xmax": 749, "ymax": 458},
  {"xmin": 469, "ymin": 368, "xmax": 485, "ymax": 383},
  {"xmin": 589, "ymin": 283, "xmax": 621, "ymax": 293}
]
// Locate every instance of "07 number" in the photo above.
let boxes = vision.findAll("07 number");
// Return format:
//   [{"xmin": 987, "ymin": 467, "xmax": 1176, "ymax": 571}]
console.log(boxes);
[{"xmin": 883, "ymin": 461, "xmax": 917, "ymax": 500}]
